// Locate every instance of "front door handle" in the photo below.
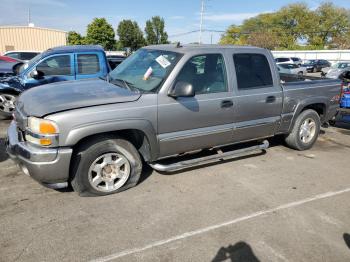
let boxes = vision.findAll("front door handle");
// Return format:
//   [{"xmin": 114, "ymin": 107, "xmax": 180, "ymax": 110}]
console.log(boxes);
[
  {"xmin": 221, "ymin": 100, "xmax": 233, "ymax": 108},
  {"xmin": 266, "ymin": 96, "xmax": 276, "ymax": 103}
]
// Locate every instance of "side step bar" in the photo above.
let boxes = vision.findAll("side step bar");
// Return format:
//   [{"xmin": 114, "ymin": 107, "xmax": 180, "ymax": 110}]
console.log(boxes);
[{"xmin": 150, "ymin": 140, "xmax": 269, "ymax": 172}]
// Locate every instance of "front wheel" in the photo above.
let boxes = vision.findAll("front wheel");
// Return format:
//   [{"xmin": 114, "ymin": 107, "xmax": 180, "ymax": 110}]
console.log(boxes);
[
  {"xmin": 285, "ymin": 109, "xmax": 321, "ymax": 151},
  {"xmin": 71, "ymin": 136, "xmax": 142, "ymax": 196},
  {"xmin": 0, "ymin": 93, "xmax": 17, "ymax": 118}
]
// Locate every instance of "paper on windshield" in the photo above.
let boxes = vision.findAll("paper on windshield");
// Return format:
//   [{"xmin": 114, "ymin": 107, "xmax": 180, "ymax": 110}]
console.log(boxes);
[
  {"xmin": 143, "ymin": 67, "xmax": 153, "ymax": 80},
  {"xmin": 156, "ymin": 55, "xmax": 171, "ymax": 69}
]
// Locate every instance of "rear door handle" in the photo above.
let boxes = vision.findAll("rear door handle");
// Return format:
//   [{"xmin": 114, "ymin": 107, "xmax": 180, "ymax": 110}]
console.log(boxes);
[
  {"xmin": 266, "ymin": 96, "xmax": 276, "ymax": 103},
  {"xmin": 221, "ymin": 100, "xmax": 233, "ymax": 108}
]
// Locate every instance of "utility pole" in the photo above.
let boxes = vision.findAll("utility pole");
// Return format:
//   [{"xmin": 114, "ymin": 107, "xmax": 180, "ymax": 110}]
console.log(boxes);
[
  {"xmin": 199, "ymin": 0, "xmax": 205, "ymax": 44},
  {"xmin": 28, "ymin": 8, "xmax": 31, "ymax": 26}
]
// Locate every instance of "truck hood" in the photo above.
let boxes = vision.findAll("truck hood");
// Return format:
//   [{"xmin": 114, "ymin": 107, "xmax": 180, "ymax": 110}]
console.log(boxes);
[{"xmin": 17, "ymin": 78, "xmax": 141, "ymax": 117}]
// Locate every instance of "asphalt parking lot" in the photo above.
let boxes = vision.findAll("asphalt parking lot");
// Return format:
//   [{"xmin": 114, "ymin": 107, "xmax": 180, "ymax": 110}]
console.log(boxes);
[{"xmin": 1, "ymin": 117, "xmax": 350, "ymax": 262}]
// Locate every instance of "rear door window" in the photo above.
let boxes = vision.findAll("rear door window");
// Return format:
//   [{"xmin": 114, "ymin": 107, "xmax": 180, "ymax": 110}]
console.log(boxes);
[
  {"xmin": 77, "ymin": 54, "xmax": 100, "ymax": 75},
  {"xmin": 233, "ymin": 53, "xmax": 273, "ymax": 90},
  {"xmin": 20, "ymin": 52, "xmax": 39, "ymax": 61}
]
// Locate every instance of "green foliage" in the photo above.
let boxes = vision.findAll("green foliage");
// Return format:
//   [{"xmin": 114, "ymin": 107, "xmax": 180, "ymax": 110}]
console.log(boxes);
[
  {"xmin": 220, "ymin": 2, "xmax": 350, "ymax": 50},
  {"xmin": 85, "ymin": 18, "xmax": 116, "ymax": 50},
  {"xmin": 144, "ymin": 16, "xmax": 169, "ymax": 45},
  {"xmin": 67, "ymin": 31, "xmax": 85, "ymax": 45},
  {"xmin": 117, "ymin": 20, "xmax": 145, "ymax": 51}
]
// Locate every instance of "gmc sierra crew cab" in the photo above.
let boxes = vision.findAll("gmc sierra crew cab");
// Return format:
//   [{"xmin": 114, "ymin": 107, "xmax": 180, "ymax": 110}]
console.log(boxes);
[{"xmin": 6, "ymin": 44, "xmax": 341, "ymax": 196}]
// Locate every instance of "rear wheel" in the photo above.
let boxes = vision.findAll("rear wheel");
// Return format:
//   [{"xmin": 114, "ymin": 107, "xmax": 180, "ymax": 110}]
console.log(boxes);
[
  {"xmin": 285, "ymin": 109, "xmax": 321, "ymax": 151},
  {"xmin": 71, "ymin": 136, "xmax": 142, "ymax": 196},
  {"xmin": 0, "ymin": 93, "xmax": 16, "ymax": 118}
]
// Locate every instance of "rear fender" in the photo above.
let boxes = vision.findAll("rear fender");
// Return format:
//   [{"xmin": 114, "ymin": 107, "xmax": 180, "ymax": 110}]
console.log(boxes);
[{"xmin": 288, "ymin": 97, "xmax": 328, "ymax": 133}]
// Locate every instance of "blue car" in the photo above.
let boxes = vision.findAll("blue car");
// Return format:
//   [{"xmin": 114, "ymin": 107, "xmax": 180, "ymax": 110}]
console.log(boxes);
[{"xmin": 0, "ymin": 45, "xmax": 110, "ymax": 118}]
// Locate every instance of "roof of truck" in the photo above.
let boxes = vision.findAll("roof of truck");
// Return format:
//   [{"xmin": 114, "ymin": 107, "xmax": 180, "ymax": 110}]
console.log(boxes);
[
  {"xmin": 144, "ymin": 44, "xmax": 266, "ymax": 53},
  {"xmin": 44, "ymin": 45, "xmax": 104, "ymax": 55}
]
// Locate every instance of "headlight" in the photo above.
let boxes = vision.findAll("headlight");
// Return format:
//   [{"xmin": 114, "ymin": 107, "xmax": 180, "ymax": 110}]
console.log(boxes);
[{"xmin": 25, "ymin": 117, "xmax": 59, "ymax": 146}]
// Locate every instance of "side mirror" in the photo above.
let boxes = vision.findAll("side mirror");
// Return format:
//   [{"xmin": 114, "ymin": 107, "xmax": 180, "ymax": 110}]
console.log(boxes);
[
  {"xmin": 169, "ymin": 81, "xmax": 195, "ymax": 98},
  {"xmin": 30, "ymin": 70, "xmax": 44, "ymax": 79}
]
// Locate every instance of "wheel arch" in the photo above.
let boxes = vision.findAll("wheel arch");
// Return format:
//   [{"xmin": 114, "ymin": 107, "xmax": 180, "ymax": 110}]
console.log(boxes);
[
  {"xmin": 288, "ymin": 99, "xmax": 327, "ymax": 133},
  {"xmin": 66, "ymin": 120, "xmax": 159, "ymax": 162}
]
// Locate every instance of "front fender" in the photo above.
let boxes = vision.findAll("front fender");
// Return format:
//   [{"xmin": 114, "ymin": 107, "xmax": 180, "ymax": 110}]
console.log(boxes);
[
  {"xmin": 0, "ymin": 78, "xmax": 24, "ymax": 95},
  {"xmin": 63, "ymin": 119, "xmax": 159, "ymax": 161}
]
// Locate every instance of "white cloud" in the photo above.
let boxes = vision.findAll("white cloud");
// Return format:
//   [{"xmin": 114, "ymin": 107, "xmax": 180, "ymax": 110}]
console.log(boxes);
[{"xmin": 204, "ymin": 12, "xmax": 265, "ymax": 22}]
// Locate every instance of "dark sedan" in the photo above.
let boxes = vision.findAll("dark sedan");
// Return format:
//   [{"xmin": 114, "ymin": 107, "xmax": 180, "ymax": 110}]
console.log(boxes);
[
  {"xmin": 303, "ymin": 59, "xmax": 331, "ymax": 73},
  {"xmin": 0, "ymin": 56, "xmax": 23, "ymax": 77}
]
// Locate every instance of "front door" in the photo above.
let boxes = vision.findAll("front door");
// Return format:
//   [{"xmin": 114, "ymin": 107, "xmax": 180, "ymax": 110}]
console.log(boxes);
[
  {"xmin": 25, "ymin": 54, "xmax": 75, "ymax": 89},
  {"xmin": 230, "ymin": 52, "xmax": 283, "ymax": 142},
  {"xmin": 158, "ymin": 53, "xmax": 234, "ymax": 157}
]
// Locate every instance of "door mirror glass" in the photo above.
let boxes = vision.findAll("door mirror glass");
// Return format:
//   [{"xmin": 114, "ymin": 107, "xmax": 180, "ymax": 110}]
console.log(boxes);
[
  {"xmin": 30, "ymin": 69, "xmax": 44, "ymax": 79},
  {"xmin": 169, "ymin": 81, "xmax": 195, "ymax": 98}
]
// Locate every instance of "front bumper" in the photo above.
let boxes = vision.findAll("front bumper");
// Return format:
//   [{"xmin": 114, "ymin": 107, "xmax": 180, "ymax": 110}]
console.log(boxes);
[{"xmin": 6, "ymin": 121, "xmax": 72, "ymax": 188}]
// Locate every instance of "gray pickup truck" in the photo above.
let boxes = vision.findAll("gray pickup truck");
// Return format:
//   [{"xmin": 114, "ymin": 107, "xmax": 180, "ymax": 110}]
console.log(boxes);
[{"xmin": 6, "ymin": 45, "xmax": 341, "ymax": 196}]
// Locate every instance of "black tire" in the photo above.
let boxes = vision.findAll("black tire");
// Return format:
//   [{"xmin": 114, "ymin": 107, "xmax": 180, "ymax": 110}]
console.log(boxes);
[
  {"xmin": 313, "ymin": 67, "xmax": 317, "ymax": 73},
  {"xmin": 70, "ymin": 136, "xmax": 142, "ymax": 196},
  {"xmin": 0, "ymin": 93, "xmax": 17, "ymax": 119},
  {"xmin": 285, "ymin": 109, "xmax": 321, "ymax": 151}
]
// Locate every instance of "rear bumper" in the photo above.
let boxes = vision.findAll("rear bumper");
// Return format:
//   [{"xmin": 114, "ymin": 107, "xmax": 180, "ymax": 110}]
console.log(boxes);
[{"xmin": 6, "ymin": 121, "xmax": 72, "ymax": 188}]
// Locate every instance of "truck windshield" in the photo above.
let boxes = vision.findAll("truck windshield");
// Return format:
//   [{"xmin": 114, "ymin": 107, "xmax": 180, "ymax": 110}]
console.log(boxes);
[{"xmin": 109, "ymin": 49, "xmax": 182, "ymax": 93}]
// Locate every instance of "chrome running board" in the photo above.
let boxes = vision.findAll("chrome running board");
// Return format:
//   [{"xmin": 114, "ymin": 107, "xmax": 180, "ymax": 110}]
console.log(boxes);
[{"xmin": 150, "ymin": 140, "xmax": 269, "ymax": 172}]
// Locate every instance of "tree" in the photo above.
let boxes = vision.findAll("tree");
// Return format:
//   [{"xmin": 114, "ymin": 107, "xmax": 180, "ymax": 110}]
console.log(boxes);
[
  {"xmin": 117, "ymin": 20, "xmax": 145, "ymax": 51},
  {"xmin": 144, "ymin": 16, "xmax": 169, "ymax": 45},
  {"xmin": 219, "ymin": 2, "xmax": 350, "ymax": 50},
  {"xmin": 67, "ymin": 31, "xmax": 85, "ymax": 45},
  {"xmin": 246, "ymin": 32, "xmax": 279, "ymax": 50},
  {"xmin": 85, "ymin": 18, "xmax": 116, "ymax": 50},
  {"xmin": 219, "ymin": 25, "xmax": 243, "ymax": 45},
  {"xmin": 308, "ymin": 3, "xmax": 350, "ymax": 48}
]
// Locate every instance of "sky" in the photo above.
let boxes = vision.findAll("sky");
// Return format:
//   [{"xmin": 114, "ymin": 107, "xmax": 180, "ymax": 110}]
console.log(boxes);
[{"xmin": 0, "ymin": 0, "xmax": 349, "ymax": 44}]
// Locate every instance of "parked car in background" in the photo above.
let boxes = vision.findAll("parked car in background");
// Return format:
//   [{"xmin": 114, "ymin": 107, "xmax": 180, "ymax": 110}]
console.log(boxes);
[
  {"xmin": 0, "ymin": 45, "xmax": 110, "ymax": 118},
  {"xmin": 322, "ymin": 61, "xmax": 350, "ymax": 78},
  {"xmin": 0, "ymin": 56, "xmax": 23, "ymax": 77},
  {"xmin": 0, "ymin": 56, "xmax": 20, "ymax": 63},
  {"xmin": 276, "ymin": 63, "xmax": 307, "ymax": 76},
  {"xmin": 4, "ymin": 51, "xmax": 40, "ymax": 62},
  {"xmin": 107, "ymin": 55, "xmax": 126, "ymax": 70},
  {"xmin": 275, "ymin": 57, "xmax": 302, "ymax": 66},
  {"xmin": 6, "ymin": 44, "xmax": 341, "ymax": 196},
  {"xmin": 303, "ymin": 59, "xmax": 331, "ymax": 73}
]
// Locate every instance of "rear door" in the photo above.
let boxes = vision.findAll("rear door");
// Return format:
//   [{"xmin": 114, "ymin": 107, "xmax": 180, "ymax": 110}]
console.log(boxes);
[
  {"xmin": 75, "ymin": 52, "xmax": 106, "ymax": 80},
  {"xmin": 230, "ymin": 52, "xmax": 283, "ymax": 142}
]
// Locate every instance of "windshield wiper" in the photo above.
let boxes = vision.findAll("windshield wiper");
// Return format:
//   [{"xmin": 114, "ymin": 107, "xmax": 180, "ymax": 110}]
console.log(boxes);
[{"xmin": 110, "ymin": 78, "xmax": 140, "ymax": 93}]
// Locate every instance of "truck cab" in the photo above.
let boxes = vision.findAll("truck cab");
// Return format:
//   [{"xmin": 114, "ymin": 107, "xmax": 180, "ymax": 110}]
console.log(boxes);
[{"xmin": 0, "ymin": 45, "xmax": 109, "ymax": 117}]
